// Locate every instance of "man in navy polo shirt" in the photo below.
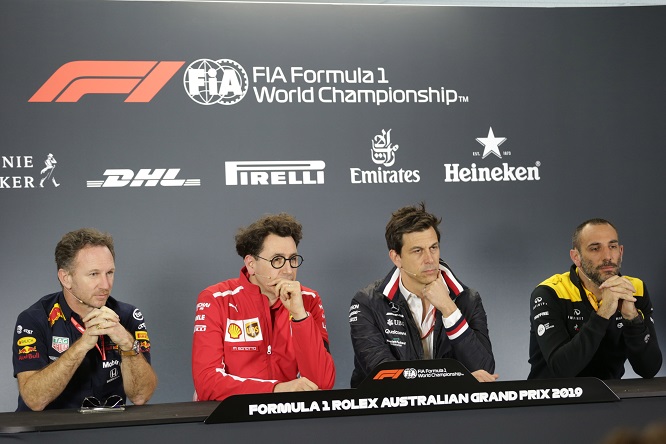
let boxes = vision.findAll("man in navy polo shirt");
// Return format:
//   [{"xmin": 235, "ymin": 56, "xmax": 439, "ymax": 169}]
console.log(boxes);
[{"xmin": 12, "ymin": 228, "xmax": 158, "ymax": 411}]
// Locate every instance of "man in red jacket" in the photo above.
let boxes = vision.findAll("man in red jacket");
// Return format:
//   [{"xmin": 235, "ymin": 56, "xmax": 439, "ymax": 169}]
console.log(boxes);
[{"xmin": 192, "ymin": 213, "xmax": 335, "ymax": 401}]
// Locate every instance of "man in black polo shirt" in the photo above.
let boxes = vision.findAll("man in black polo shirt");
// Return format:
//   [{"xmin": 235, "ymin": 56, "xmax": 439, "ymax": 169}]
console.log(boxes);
[{"xmin": 12, "ymin": 228, "xmax": 158, "ymax": 411}]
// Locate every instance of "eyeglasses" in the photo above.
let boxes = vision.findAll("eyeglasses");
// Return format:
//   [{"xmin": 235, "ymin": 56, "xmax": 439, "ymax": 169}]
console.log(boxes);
[
  {"xmin": 79, "ymin": 395, "xmax": 126, "ymax": 413},
  {"xmin": 255, "ymin": 254, "xmax": 304, "ymax": 269}
]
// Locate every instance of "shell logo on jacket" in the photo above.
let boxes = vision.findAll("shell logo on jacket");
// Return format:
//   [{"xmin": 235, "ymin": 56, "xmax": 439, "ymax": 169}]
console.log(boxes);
[{"xmin": 225, "ymin": 318, "xmax": 263, "ymax": 342}]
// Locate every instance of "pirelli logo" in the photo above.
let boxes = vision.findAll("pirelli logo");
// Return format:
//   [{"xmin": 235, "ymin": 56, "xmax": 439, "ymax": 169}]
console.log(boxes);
[
  {"xmin": 29, "ymin": 61, "xmax": 184, "ymax": 102},
  {"xmin": 225, "ymin": 160, "xmax": 325, "ymax": 186},
  {"xmin": 373, "ymin": 369, "xmax": 404, "ymax": 380}
]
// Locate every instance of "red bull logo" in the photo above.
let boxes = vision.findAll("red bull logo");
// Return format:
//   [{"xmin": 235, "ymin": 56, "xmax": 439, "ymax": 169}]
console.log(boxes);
[
  {"xmin": 139, "ymin": 340, "xmax": 151, "ymax": 352},
  {"xmin": 18, "ymin": 345, "xmax": 38, "ymax": 354},
  {"xmin": 48, "ymin": 303, "xmax": 66, "ymax": 326}
]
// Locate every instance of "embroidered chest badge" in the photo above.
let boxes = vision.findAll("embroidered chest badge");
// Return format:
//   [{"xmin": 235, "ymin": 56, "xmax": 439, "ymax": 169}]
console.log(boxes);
[{"xmin": 52, "ymin": 336, "xmax": 70, "ymax": 353}]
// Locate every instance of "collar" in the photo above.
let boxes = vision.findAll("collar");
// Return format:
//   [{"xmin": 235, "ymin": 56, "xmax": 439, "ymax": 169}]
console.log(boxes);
[
  {"xmin": 399, "ymin": 277, "xmax": 437, "ymax": 314},
  {"xmin": 398, "ymin": 273, "xmax": 444, "ymax": 300},
  {"xmin": 571, "ymin": 265, "xmax": 601, "ymax": 311},
  {"xmin": 239, "ymin": 266, "xmax": 283, "ymax": 309},
  {"xmin": 239, "ymin": 266, "xmax": 262, "ymax": 294},
  {"xmin": 46, "ymin": 292, "xmax": 74, "ymax": 328},
  {"xmin": 398, "ymin": 277, "xmax": 417, "ymax": 301},
  {"xmin": 52, "ymin": 291, "xmax": 85, "ymax": 325},
  {"xmin": 573, "ymin": 266, "xmax": 593, "ymax": 294},
  {"xmin": 56, "ymin": 291, "xmax": 75, "ymax": 320},
  {"xmin": 52, "ymin": 291, "xmax": 119, "ymax": 323},
  {"xmin": 381, "ymin": 259, "xmax": 465, "ymax": 301}
]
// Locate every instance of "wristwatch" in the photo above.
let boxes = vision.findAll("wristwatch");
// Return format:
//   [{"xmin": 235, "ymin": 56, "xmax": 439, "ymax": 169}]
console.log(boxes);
[{"xmin": 119, "ymin": 340, "xmax": 140, "ymax": 357}]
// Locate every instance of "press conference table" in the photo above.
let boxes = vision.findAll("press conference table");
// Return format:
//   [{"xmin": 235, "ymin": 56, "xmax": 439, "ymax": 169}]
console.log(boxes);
[{"xmin": 1, "ymin": 378, "xmax": 665, "ymax": 444}]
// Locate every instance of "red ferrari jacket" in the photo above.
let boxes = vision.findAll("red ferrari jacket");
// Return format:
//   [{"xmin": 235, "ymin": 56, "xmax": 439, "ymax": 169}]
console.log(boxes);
[{"xmin": 192, "ymin": 267, "xmax": 335, "ymax": 401}]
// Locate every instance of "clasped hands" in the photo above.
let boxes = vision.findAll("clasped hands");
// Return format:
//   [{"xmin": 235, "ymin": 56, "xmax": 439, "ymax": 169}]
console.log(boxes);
[
  {"xmin": 597, "ymin": 275, "xmax": 638, "ymax": 320},
  {"xmin": 81, "ymin": 306, "xmax": 133, "ymax": 351}
]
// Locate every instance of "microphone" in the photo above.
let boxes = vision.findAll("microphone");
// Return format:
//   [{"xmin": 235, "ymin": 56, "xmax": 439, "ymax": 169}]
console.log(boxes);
[
  {"xmin": 66, "ymin": 287, "xmax": 87, "ymax": 305},
  {"xmin": 254, "ymin": 273, "xmax": 274, "ymax": 280},
  {"xmin": 254, "ymin": 273, "xmax": 295, "ymax": 281},
  {"xmin": 65, "ymin": 287, "xmax": 103, "ymax": 309},
  {"xmin": 400, "ymin": 267, "xmax": 420, "ymax": 277}
]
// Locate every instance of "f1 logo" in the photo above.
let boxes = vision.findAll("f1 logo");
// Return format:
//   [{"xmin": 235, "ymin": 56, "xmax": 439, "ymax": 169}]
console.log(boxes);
[
  {"xmin": 29, "ymin": 61, "xmax": 185, "ymax": 102},
  {"xmin": 372, "ymin": 369, "xmax": 404, "ymax": 380}
]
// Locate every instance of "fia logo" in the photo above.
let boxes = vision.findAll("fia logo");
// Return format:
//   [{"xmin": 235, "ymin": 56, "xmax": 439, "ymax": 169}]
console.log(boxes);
[
  {"xmin": 403, "ymin": 368, "xmax": 418, "ymax": 379},
  {"xmin": 184, "ymin": 59, "xmax": 249, "ymax": 105}
]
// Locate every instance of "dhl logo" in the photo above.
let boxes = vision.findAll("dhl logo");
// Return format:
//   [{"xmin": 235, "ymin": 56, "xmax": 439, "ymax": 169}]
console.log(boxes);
[
  {"xmin": 48, "ymin": 303, "xmax": 66, "ymax": 327},
  {"xmin": 18, "ymin": 346, "xmax": 38, "ymax": 355},
  {"xmin": 373, "ymin": 369, "xmax": 404, "ymax": 380}
]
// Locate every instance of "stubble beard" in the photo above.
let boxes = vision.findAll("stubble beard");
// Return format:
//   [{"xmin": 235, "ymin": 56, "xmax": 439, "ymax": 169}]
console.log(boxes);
[{"xmin": 580, "ymin": 256, "xmax": 622, "ymax": 287}]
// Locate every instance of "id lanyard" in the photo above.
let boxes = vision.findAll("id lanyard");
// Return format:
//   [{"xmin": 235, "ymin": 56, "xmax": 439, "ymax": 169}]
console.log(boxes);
[
  {"xmin": 70, "ymin": 317, "xmax": 106, "ymax": 360},
  {"xmin": 420, "ymin": 317, "xmax": 436, "ymax": 340}
]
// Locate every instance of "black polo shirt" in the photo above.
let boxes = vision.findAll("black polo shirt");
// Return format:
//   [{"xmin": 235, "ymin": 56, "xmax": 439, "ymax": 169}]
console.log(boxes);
[{"xmin": 13, "ymin": 292, "xmax": 151, "ymax": 411}]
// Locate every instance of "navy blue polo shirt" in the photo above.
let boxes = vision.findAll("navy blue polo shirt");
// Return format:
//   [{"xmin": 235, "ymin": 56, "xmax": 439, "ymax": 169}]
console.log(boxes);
[{"xmin": 12, "ymin": 292, "xmax": 152, "ymax": 411}]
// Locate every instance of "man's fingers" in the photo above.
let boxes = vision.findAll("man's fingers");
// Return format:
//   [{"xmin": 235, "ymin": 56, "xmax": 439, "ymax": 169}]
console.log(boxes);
[
  {"xmin": 618, "ymin": 293, "xmax": 637, "ymax": 302},
  {"xmin": 82, "ymin": 308, "xmax": 102, "ymax": 323},
  {"xmin": 471, "ymin": 370, "xmax": 499, "ymax": 382},
  {"xmin": 274, "ymin": 377, "xmax": 318, "ymax": 393},
  {"xmin": 276, "ymin": 281, "xmax": 302, "ymax": 301},
  {"xmin": 85, "ymin": 316, "xmax": 122, "ymax": 335},
  {"xmin": 83, "ymin": 307, "xmax": 119, "ymax": 324},
  {"xmin": 300, "ymin": 378, "xmax": 318, "ymax": 391},
  {"xmin": 278, "ymin": 283, "xmax": 293, "ymax": 300},
  {"xmin": 600, "ymin": 276, "xmax": 635, "ymax": 292},
  {"xmin": 603, "ymin": 286, "xmax": 636, "ymax": 300},
  {"xmin": 99, "ymin": 306, "xmax": 120, "ymax": 320}
]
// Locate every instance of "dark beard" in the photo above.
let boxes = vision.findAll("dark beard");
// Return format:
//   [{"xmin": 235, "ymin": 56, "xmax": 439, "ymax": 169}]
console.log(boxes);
[{"xmin": 580, "ymin": 257, "xmax": 621, "ymax": 287}]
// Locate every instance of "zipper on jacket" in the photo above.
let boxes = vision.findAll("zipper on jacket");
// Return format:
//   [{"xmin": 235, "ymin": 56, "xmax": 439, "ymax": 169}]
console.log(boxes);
[{"xmin": 262, "ymin": 298, "xmax": 274, "ymax": 379}]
